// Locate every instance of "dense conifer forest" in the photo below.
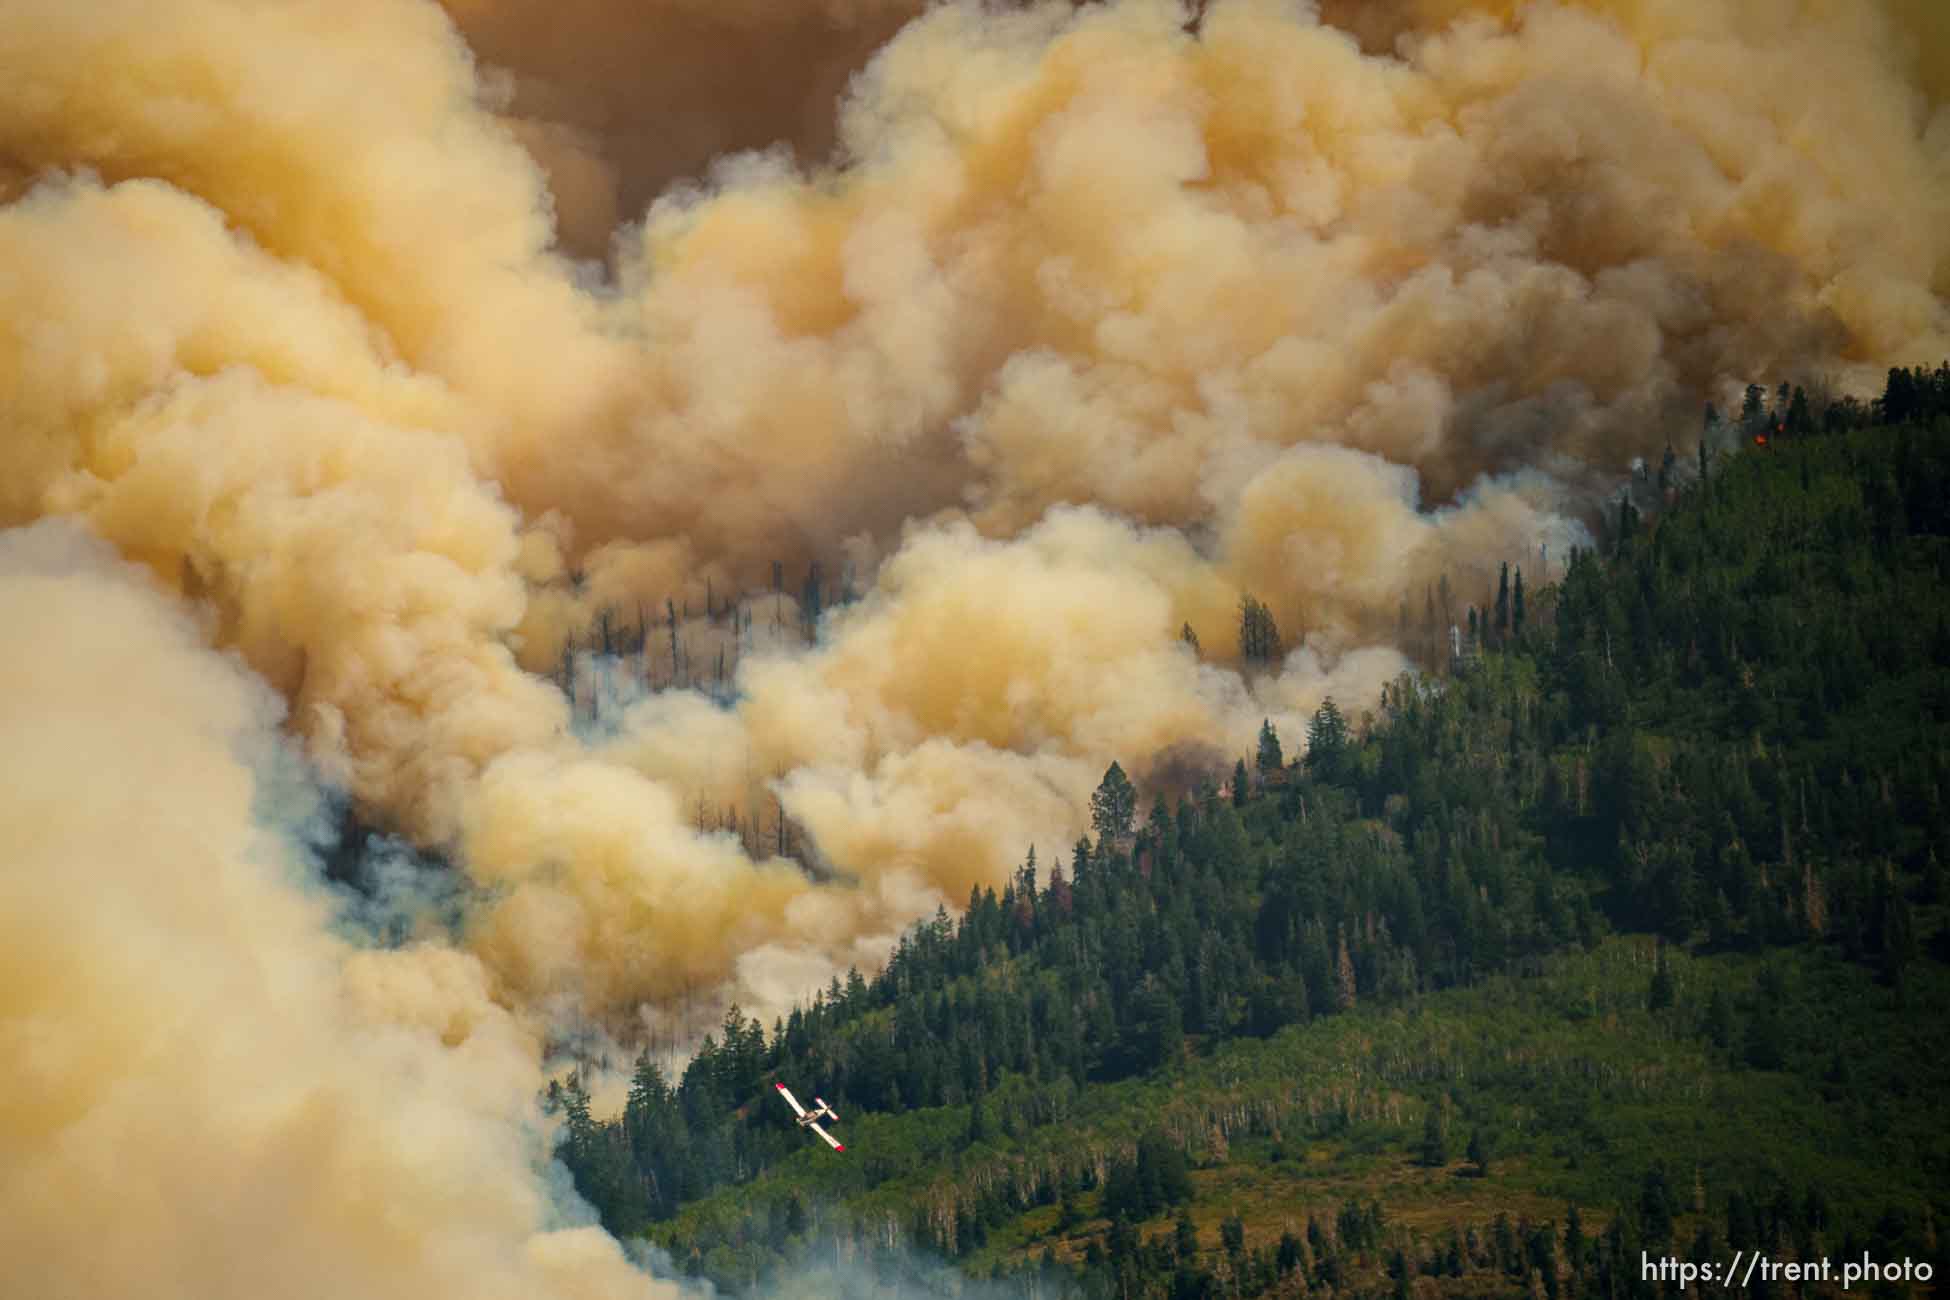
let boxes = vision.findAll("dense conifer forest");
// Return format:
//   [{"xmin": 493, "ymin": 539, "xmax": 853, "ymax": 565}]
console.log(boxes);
[{"xmin": 551, "ymin": 372, "xmax": 1950, "ymax": 1298}]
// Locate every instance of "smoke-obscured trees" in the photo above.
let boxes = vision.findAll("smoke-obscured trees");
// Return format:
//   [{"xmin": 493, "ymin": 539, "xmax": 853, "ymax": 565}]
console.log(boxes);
[
  {"xmin": 553, "ymin": 419, "xmax": 1950, "ymax": 1279},
  {"xmin": 1238, "ymin": 595, "xmax": 1283, "ymax": 667}
]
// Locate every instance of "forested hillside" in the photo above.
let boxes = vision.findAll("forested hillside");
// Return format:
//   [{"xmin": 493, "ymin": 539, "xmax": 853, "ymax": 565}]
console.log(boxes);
[{"xmin": 554, "ymin": 375, "xmax": 1950, "ymax": 1298}]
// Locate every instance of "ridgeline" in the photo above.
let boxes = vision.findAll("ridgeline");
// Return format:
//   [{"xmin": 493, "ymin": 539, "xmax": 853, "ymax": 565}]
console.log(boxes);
[{"xmin": 555, "ymin": 374, "xmax": 1950, "ymax": 1299}]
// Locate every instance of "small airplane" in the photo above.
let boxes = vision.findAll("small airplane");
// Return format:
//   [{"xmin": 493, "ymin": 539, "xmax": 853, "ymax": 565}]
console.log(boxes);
[{"xmin": 774, "ymin": 1081, "xmax": 844, "ymax": 1152}]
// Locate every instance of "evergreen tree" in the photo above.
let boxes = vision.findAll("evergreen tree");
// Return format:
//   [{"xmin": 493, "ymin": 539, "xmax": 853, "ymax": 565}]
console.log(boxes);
[
  {"xmin": 965, "ymin": 1097, "xmax": 989, "ymax": 1147},
  {"xmin": 1257, "ymin": 718, "xmax": 1284, "ymax": 771},
  {"xmin": 1615, "ymin": 496, "xmax": 1641, "ymax": 553},
  {"xmin": 1704, "ymin": 989, "xmax": 1734, "ymax": 1049},
  {"xmin": 1882, "ymin": 891, "xmax": 1919, "ymax": 991},
  {"xmin": 1648, "ymin": 951, "xmax": 1676, "ymax": 1011},
  {"xmin": 1420, "ymin": 1099, "xmax": 1449, "ymax": 1166},
  {"xmin": 1741, "ymin": 382, "xmax": 1766, "ymax": 433},
  {"xmin": 1091, "ymin": 762, "xmax": 1137, "ymax": 846},
  {"xmin": 1135, "ymin": 979, "xmax": 1186, "ymax": 1069},
  {"xmin": 561, "ymin": 1072, "xmax": 595, "ymax": 1164},
  {"xmin": 1176, "ymin": 1210, "xmax": 1199, "ymax": 1261},
  {"xmin": 1743, "ymin": 1000, "xmax": 1786, "ymax": 1071},
  {"xmin": 1495, "ymin": 562, "xmax": 1511, "ymax": 637},
  {"xmin": 1277, "ymin": 1230, "xmax": 1303, "ymax": 1276},
  {"xmin": 1307, "ymin": 698, "xmax": 1350, "ymax": 782},
  {"xmin": 1468, "ymin": 1127, "xmax": 1490, "ymax": 1177},
  {"xmin": 1787, "ymin": 385, "xmax": 1813, "ymax": 435},
  {"xmin": 1640, "ymin": 1167, "xmax": 1677, "ymax": 1247},
  {"xmin": 1881, "ymin": 366, "xmax": 1921, "ymax": 425},
  {"xmin": 1512, "ymin": 566, "xmax": 1526, "ymax": 638}
]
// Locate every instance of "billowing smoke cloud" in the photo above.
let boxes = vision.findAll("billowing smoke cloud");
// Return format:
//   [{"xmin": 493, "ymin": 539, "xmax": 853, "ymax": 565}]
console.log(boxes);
[
  {"xmin": 0, "ymin": 521, "xmax": 668, "ymax": 1300},
  {"xmin": 1, "ymin": 0, "xmax": 1945, "ymax": 1043},
  {"xmin": 439, "ymin": 0, "xmax": 927, "ymax": 257}
]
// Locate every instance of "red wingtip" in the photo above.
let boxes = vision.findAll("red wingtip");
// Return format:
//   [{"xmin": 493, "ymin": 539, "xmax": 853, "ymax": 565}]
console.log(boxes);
[
  {"xmin": 834, "ymin": 1144, "xmax": 844, "ymax": 1151},
  {"xmin": 775, "ymin": 1082, "xmax": 785, "ymax": 1090}
]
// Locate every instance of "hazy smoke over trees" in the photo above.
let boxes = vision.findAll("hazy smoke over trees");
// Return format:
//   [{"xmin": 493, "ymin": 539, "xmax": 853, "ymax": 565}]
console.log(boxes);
[{"xmin": 1, "ymin": 0, "xmax": 1946, "ymax": 1291}]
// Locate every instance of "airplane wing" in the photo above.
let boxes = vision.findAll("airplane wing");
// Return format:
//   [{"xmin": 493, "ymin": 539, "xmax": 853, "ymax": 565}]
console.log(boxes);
[
  {"xmin": 774, "ymin": 1082, "xmax": 808, "ymax": 1119},
  {"xmin": 809, "ymin": 1121, "xmax": 845, "ymax": 1152}
]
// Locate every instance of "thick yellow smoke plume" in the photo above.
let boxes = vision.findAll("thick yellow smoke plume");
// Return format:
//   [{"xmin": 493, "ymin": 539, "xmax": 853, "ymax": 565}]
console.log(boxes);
[
  {"xmin": 0, "ymin": 522, "xmax": 667, "ymax": 1300},
  {"xmin": 2, "ymin": 0, "xmax": 1946, "ymax": 1040}
]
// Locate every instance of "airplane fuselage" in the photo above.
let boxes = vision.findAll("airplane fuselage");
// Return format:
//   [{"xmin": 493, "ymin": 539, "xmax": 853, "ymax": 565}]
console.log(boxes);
[{"xmin": 774, "ymin": 1082, "xmax": 845, "ymax": 1151}]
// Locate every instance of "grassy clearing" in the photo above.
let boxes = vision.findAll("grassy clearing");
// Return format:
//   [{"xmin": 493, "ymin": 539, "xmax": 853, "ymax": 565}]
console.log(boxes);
[{"xmin": 652, "ymin": 933, "xmax": 1949, "ymax": 1290}]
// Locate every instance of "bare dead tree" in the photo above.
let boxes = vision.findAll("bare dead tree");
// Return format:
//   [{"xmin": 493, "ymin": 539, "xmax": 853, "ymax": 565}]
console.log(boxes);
[{"xmin": 666, "ymin": 597, "xmax": 680, "ymax": 689}]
